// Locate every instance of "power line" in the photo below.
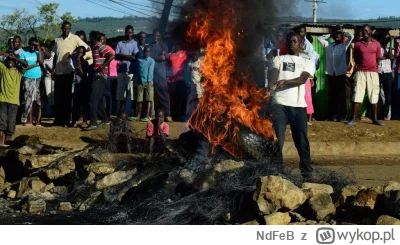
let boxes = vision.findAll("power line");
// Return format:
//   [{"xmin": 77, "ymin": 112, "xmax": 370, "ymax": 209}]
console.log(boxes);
[
  {"xmin": 141, "ymin": 0, "xmax": 182, "ymax": 8},
  {"xmin": 114, "ymin": 0, "xmax": 182, "ymax": 17},
  {"xmin": 85, "ymin": 0, "xmax": 133, "ymax": 16},
  {"xmin": 108, "ymin": 0, "xmax": 154, "ymax": 17},
  {"xmin": 116, "ymin": 0, "xmax": 164, "ymax": 12}
]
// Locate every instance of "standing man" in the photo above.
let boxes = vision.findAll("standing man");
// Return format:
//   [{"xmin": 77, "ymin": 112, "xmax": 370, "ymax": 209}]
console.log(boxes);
[
  {"xmin": 269, "ymin": 33, "xmax": 315, "ymax": 179},
  {"xmin": 115, "ymin": 25, "xmax": 139, "ymax": 114},
  {"xmin": 346, "ymin": 25, "xmax": 383, "ymax": 126},
  {"xmin": 151, "ymin": 29, "xmax": 172, "ymax": 122},
  {"xmin": 85, "ymin": 31, "xmax": 114, "ymax": 131},
  {"xmin": 52, "ymin": 21, "xmax": 89, "ymax": 127},
  {"xmin": 318, "ymin": 30, "xmax": 354, "ymax": 122}
]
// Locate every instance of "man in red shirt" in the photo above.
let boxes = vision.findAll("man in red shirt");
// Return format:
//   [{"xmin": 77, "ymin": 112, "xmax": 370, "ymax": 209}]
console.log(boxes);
[
  {"xmin": 168, "ymin": 42, "xmax": 187, "ymax": 120},
  {"xmin": 85, "ymin": 31, "xmax": 115, "ymax": 131},
  {"xmin": 346, "ymin": 24, "xmax": 383, "ymax": 126}
]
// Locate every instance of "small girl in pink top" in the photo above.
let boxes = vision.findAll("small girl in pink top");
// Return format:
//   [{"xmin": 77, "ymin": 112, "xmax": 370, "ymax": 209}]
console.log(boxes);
[
  {"xmin": 146, "ymin": 109, "xmax": 169, "ymax": 153},
  {"xmin": 305, "ymin": 79, "xmax": 314, "ymax": 125}
]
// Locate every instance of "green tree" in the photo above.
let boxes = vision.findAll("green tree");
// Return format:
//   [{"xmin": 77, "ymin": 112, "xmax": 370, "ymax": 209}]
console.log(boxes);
[
  {"xmin": 0, "ymin": 9, "xmax": 37, "ymax": 43},
  {"xmin": 0, "ymin": 2, "xmax": 77, "ymax": 45},
  {"xmin": 37, "ymin": 3, "xmax": 77, "ymax": 43}
]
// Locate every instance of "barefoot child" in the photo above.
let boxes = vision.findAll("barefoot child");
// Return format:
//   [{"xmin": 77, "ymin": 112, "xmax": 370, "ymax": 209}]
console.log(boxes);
[
  {"xmin": 0, "ymin": 53, "xmax": 29, "ymax": 145},
  {"xmin": 146, "ymin": 109, "xmax": 169, "ymax": 153},
  {"xmin": 135, "ymin": 46, "xmax": 155, "ymax": 122},
  {"xmin": 109, "ymin": 111, "xmax": 132, "ymax": 153}
]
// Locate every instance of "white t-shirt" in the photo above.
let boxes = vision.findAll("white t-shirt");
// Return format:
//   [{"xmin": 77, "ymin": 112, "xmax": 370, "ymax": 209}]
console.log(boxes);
[{"xmin": 272, "ymin": 55, "xmax": 315, "ymax": 107}]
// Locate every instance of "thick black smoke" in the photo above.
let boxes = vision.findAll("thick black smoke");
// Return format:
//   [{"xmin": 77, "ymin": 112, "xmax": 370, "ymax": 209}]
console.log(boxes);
[{"xmin": 175, "ymin": 0, "xmax": 297, "ymax": 88}]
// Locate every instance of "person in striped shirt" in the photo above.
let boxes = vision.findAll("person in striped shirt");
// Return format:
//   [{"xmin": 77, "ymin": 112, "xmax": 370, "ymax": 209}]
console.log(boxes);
[{"xmin": 85, "ymin": 31, "xmax": 115, "ymax": 131}]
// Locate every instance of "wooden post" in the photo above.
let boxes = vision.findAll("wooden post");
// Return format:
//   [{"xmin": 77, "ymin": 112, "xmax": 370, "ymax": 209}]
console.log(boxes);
[{"xmin": 158, "ymin": 0, "xmax": 174, "ymax": 37}]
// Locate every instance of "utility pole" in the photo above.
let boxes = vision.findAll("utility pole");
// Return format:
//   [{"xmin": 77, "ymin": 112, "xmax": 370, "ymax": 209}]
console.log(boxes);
[
  {"xmin": 305, "ymin": 0, "xmax": 326, "ymax": 23},
  {"xmin": 158, "ymin": 0, "xmax": 174, "ymax": 37}
]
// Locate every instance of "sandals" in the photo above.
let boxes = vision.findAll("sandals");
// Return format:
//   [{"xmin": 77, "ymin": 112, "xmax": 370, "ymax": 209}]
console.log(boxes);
[
  {"xmin": 24, "ymin": 123, "xmax": 33, "ymax": 126},
  {"xmin": 345, "ymin": 121, "xmax": 356, "ymax": 126},
  {"xmin": 128, "ymin": 117, "xmax": 137, "ymax": 121},
  {"xmin": 141, "ymin": 117, "xmax": 150, "ymax": 122},
  {"xmin": 372, "ymin": 121, "xmax": 385, "ymax": 127}
]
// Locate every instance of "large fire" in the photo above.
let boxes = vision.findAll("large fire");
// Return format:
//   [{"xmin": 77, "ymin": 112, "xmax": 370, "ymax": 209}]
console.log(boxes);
[{"xmin": 187, "ymin": 2, "xmax": 277, "ymax": 157}]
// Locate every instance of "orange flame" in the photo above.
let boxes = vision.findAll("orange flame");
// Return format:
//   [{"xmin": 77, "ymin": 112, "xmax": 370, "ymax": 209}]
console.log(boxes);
[{"xmin": 187, "ymin": 6, "xmax": 276, "ymax": 157}]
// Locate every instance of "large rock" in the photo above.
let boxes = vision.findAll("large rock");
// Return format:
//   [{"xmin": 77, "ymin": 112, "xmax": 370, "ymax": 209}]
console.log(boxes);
[
  {"xmin": 7, "ymin": 190, "xmax": 16, "ymax": 199},
  {"xmin": 30, "ymin": 180, "xmax": 46, "ymax": 193},
  {"xmin": 17, "ymin": 177, "xmax": 32, "ymax": 198},
  {"xmin": 0, "ymin": 182, "xmax": 12, "ymax": 193},
  {"xmin": 15, "ymin": 145, "xmax": 42, "ymax": 155},
  {"xmin": 18, "ymin": 153, "xmax": 68, "ymax": 169},
  {"xmin": 45, "ymin": 158, "xmax": 75, "ymax": 180},
  {"xmin": 383, "ymin": 182, "xmax": 400, "ymax": 192},
  {"xmin": 264, "ymin": 212, "xmax": 291, "ymax": 225},
  {"xmin": 87, "ymin": 162, "xmax": 115, "ymax": 175},
  {"xmin": 59, "ymin": 202, "xmax": 73, "ymax": 211},
  {"xmin": 24, "ymin": 199, "xmax": 46, "ymax": 213},
  {"xmin": 96, "ymin": 169, "xmax": 137, "ymax": 190},
  {"xmin": 302, "ymin": 183, "xmax": 333, "ymax": 199},
  {"xmin": 376, "ymin": 215, "xmax": 400, "ymax": 225},
  {"xmin": 332, "ymin": 185, "xmax": 366, "ymax": 207},
  {"xmin": 253, "ymin": 176, "xmax": 306, "ymax": 215},
  {"xmin": 383, "ymin": 190, "xmax": 400, "ymax": 218},
  {"xmin": 213, "ymin": 160, "xmax": 244, "ymax": 173},
  {"xmin": 0, "ymin": 167, "xmax": 5, "ymax": 185},
  {"xmin": 308, "ymin": 193, "xmax": 336, "ymax": 221},
  {"xmin": 352, "ymin": 188, "xmax": 380, "ymax": 210},
  {"xmin": 179, "ymin": 169, "xmax": 195, "ymax": 184}
]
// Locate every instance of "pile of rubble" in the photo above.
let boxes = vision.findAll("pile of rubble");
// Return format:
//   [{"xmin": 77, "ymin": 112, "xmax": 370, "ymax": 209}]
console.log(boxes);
[
  {"xmin": 0, "ymin": 135, "xmax": 399, "ymax": 225},
  {"xmin": 251, "ymin": 176, "xmax": 400, "ymax": 225}
]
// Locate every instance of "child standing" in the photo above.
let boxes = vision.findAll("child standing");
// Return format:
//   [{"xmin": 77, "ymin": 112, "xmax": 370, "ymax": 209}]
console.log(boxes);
[
  {"xmin": 135, "ymin": 46, "xmax": 155, "ymax": 122},
  {"xmin": 71, "ymin": 46, "xmax": 91, "ymax": 128},
  {"xmin": 146, "ymin": 109, "xmax": 169, "ymax": 154},
  {"xmin": 41, "ymin": 44, "xmax": 55, "ymax": 114},
  {"xmin": 0, "ymin": 53, "xmax": 28, "ymax": 145},
  {"xmin": 109, "ymin": 111, "xmax": 132, "ymax": 153},
  {"xmin": 20, "ymin": 38, "xmax": 43, "ymax": 126}
]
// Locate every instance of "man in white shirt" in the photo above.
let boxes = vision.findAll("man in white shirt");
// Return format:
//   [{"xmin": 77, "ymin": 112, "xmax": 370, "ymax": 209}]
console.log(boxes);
[
  {"xmin": 318, "ymin": 30, "xmax": 354, "ymax": 121},
  {"xmin": 269, "ymin": 33, "xmax": 316, "ymax": 179}
]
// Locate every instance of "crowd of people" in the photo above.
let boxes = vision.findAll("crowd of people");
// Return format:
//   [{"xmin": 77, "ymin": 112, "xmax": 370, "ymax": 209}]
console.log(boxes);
[
  {"xmin": 265, "ymin": 23, "xmax": 400, "ymax": 178},
  {"xmin": 0, "ymin": 22, "xmax": 204, "ymax": 149},
  {"xmin": 1, "ymin": 21, "xmax": 400, "ymax": 176},
  {"xmin": 265, "ymin": 24, "xmax": 400, "ymax": 127}
]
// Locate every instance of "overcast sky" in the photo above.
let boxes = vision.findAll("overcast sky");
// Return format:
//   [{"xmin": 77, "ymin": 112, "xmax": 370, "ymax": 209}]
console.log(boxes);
[{"xmin": 0, "ymin": 0, "xmax": 399, "ymax": 20}]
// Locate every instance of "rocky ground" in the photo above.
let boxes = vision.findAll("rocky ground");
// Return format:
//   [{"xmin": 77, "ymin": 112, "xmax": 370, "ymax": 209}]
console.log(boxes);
[{"xmin": 0, "ymin": 120, "xmax": 399, "ymax": 224}]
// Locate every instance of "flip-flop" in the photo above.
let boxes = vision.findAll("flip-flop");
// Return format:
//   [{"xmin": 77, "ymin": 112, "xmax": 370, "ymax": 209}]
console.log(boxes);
[
  {"xmin": 24, "ymin": 123, "xmax": 33, "ymax": 126},
  {"xmin": 36, "ymin": 124, "xmax": 42, "ymax": 127},
  {"xmin": 373, "ymin": 121, "xmax": 385, "ymax": 127},
  {"xmin": 128, "ymin": 117, "xmax": 137, "ymax": 121},
  {"xmin": 345, "ymin": 121, "xmax": 356, "ymax": 126},
  {"xmin": 141, "ymin": 118, "xmax": 150, "ymax": 122}
]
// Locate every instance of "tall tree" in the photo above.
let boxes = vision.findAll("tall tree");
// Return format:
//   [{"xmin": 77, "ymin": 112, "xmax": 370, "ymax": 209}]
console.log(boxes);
[{"xmin": 0, "ymin": 2, "xmax": 77, "ymax": 44}]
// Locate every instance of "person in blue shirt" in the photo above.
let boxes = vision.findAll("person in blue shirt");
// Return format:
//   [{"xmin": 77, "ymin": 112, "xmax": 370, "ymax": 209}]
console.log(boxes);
[
  {"xmin": 134, "ymin": 46, "xmax": 155, "ymax": 122},
  {"xmin": 20, "ymin": 37, "xmax": 43, "ymax": 126}
]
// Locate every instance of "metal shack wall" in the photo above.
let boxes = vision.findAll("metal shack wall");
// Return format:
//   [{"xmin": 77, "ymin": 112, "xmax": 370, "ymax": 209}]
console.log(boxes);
[{"xmin": 312, "ymin": 35, "xmax": 328, "ymax": 119}]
